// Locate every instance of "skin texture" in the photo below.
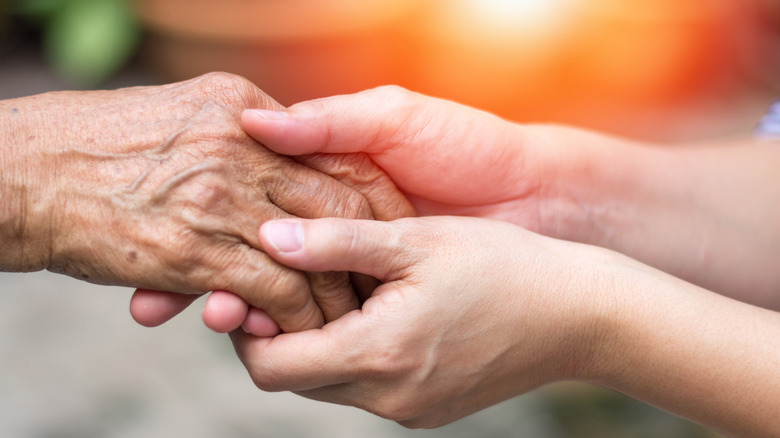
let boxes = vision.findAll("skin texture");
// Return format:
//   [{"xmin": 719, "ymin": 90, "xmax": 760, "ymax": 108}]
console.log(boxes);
[
  {"xmin": 230, "ymin": 216, "xmax": 780, "ymax": 436},
  {"xmin": 130, "ymin": 86, "xmax": 780, "ymax": 433},
  {"xmin": 139, "ymin": 85, "xmax": 780, "ymax": 329},
  {"xmin": 0, "ymin": 73, "xmax": 413, "ymax": 333},
  {"xmin": 237, "ymin": 86, "xmax": 780, "ymax": 308}
]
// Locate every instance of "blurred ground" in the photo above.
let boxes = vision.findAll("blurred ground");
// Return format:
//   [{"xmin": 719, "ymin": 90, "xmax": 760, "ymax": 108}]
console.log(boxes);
[{"xmin": 0, "ymin": 27, "xmax": 729, "ymax": 438}]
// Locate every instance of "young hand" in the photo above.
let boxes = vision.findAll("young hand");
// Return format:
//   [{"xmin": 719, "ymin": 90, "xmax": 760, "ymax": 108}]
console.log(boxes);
[
  {"xmin": 232, "ymin": 216, "xmax": 780, "ymax": 436},
  {"xmin": 241, "ymin": 86, "xmax": 780, "ymax": 308},
  {"xmin": 230, "ymin": 216, "xmax": 621, "ymax": 427}
]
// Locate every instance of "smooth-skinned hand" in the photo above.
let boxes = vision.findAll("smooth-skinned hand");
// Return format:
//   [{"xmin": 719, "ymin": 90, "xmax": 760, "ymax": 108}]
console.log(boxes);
[
  {"xmin": 238, "ymin": 86, "xmax": 780, "ymax": 309},
  {"xmin": 229, "ymin": 215, "xmax": 628, "ymax": 428},
  {"xmin": 231, "ymin": 217, "xmax": 780, "ymax": 437},
  {"xmin": 241, "ymin": 85, "xmax": 556, "ymax": 228}
]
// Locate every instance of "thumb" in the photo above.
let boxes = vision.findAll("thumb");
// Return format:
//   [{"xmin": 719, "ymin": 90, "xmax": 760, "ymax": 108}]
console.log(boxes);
[
  {"xmin": 258, "ymin": 218, "xmax": 415, "ymax": 281},
  {"xmin": 241, "ymin": 86, "xmax": 428, "ymax": 156}
]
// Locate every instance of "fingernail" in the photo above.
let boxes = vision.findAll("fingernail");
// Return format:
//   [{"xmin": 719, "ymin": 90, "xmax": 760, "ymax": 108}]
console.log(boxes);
[
  {"xmin": 263, "ymin": 220, "xmax": 304, "ymax": 253},
  {"xmin": 247, "ymin": 109, "xmax": 289, "ymax": 120}
]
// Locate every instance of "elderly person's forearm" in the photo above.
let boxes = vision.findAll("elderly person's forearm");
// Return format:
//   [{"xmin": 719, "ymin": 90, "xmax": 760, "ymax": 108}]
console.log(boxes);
[
  {"xmin": 0, "ymin": 73, "xmax": 414, "ymax": 332},
  {"xmin": 0, "ymin": 95, "xmax": 53, "ymax": 272}
]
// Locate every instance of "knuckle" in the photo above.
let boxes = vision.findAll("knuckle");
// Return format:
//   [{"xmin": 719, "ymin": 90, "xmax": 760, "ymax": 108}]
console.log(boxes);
[
  {"xmin": 295, "ymin": 95, "xmax": 328, "ymax": 115},
  {"xmin": 308, "ymin": 272, "xmax": 357, "ymax": 321},
  {"xmin": 339, "ymin": 191, "xmax": 373, "ymax": 220},
  {"xmin": 320, "ymin": 154, "xmax": 416, "ymax": 221},
  {"xmin": 313, "ymin": 183, "xmax": 371, "ymax": 220},
  {"xmin": 195, "ymin": 71, "xmax": 254, "ymax": 105},
  {"xmin": 165, "ymin": 229, "xmax": 206, "ymax": 271},
  {"xmin": 261, "ymin": 269, "xmax": 322, "ymax": 329},
  {"xmin": 370, "ymin": 84, "xmax": 414, "ymax": 102},
  {"xmin": 261, "ymin": 269, "xmax": 304, "ymax": 307},
  {"xmin": 308, "ymin": 271, "xmax": 351, "ymax": 299},
  {"xmin": 187, "ymin": 178, "xmax": 230, "ymax": 212}
]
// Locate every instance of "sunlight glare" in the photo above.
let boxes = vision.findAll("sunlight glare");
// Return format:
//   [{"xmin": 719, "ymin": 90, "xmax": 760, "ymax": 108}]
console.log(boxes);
[{"xmin": 458, "ymin": 0, "xmax": 574, "ymax": 39}]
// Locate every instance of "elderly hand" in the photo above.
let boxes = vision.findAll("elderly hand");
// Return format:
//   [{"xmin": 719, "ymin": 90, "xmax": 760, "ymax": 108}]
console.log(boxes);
[{"xmin": 0, "ymin": 73, "xmax": 412, "ymax": 333}]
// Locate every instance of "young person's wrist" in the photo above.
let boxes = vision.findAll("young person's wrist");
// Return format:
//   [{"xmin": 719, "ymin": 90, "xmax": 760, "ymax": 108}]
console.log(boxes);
[{"xmin": 531, "ymin": 126, "xmax": 649, "ymax": 247}]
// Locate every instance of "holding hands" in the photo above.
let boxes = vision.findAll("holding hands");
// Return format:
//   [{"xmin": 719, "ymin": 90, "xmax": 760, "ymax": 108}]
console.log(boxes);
[
  {"xmin": 234, "ymin": 215, "xmax": 625, "ymax": 428},
  {"xmin": 4, "ymin": 59, "xmax": 778, "ymax": 434},
  {"xmin": 207, "ymin": 86, "xmax": 778, "ymax": 436},
  {"xmin": 13, "ymin": 77, "xmax": 772, "ymax": 434}
]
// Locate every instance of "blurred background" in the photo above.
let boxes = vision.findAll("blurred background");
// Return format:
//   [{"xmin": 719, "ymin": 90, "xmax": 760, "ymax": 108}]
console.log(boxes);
[{"xmin": 2, "ymin": 0, "xmax": 778, "ymax": 437}]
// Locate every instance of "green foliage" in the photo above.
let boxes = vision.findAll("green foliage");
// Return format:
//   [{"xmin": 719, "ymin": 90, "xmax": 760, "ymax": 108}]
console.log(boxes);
[
  {"xmin": 11, "ymin": 0, "xmax": 70, "ymax": 20},
  {"xmin": 0, "ymin": 1, "xmax": 6, "ymax": 30},
  {"xmin": 10, "ymin": 0, "xmax": 140, "ymax": 86}
]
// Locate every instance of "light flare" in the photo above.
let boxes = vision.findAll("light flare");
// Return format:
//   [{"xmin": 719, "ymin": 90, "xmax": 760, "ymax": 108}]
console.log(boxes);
[{"xmin": 455, "ymin": 0, "xmax": 577, "ymax": 39}]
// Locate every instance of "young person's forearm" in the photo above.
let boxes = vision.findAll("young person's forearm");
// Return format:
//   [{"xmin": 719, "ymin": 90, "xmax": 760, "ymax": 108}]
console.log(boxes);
[
  {"xmin": 540, "ymin": 130, "xmax": 780, "ymax": 308},
  {"xmin": 646, "ymin": 140, "xmax": 780, "ymax": 305},
  {"xmin": 595, "ymin": 270, "xmax": 780, "ymax": 437}
]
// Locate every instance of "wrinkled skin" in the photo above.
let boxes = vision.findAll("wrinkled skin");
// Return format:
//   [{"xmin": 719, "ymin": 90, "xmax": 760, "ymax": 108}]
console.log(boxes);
[{"xmin": 0, "ymin": 73, "xmax": 413, "ymax": 332}]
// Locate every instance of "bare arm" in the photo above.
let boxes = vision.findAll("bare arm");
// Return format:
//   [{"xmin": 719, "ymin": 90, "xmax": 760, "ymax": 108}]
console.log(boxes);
[
  {"xmin": 240, "ymin": 87, "xmax": 780, "ymax": 308},
  {"xmin": 0, "ymin": 74, "xmax": 413, "ymax": 331},
  {"xmin": 541, "ymin": 132, "xmax": 780, "ymax": 308},
  {"xmin": 230, "ymin": 215, "xmax": 780, "ymax": 437},
  {"xmin": 598, "ymin": 260, "xmax": 780, "ymax": 438}
]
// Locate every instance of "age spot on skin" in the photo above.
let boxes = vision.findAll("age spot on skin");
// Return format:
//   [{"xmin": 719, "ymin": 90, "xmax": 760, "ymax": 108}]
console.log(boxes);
[{"xmin": 128, "ymin": 251, "xmax": 138, "ymax": 262}]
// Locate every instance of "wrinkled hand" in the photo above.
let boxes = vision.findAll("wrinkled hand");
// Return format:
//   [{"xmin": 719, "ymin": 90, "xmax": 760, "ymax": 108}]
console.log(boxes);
[
  {"xmin": 229, "ymin": 216, "xmax": 621, "ymax": 427},
  {"xmin": 5, "ymin": 73, "xmax": 412, "ymax": 332}
]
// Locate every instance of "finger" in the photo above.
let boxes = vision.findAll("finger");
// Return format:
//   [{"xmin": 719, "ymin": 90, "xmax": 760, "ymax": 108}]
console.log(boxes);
[
  {"xmin": 241, "ymin": 87, "xmax": 424, "ymax": 156},
  {"xmin": 200, "ymin": 292, "xmax": 281, "ymax": 336},
  {"xmin": 295, "ymin": 153, "xmax": 417, "ymax": 221},
  {"xmin": 241, "ymin": 307, "xmax": 281, "ymax": 337},
  {"xmin": 202, "ymin": 290, "xmax": 249, "ymax": 333},
  {"xmin": 305, "ymin": 271, "xmax": 360, "ymax": 322},
  {"xmin": 129, "ymin": 289, "xmax": 201, "ymax": 327},
  {"xmin": 243, "ymin": 87, "xmax": 526, "ymax": 206},
  {"xmin": 230, "ymin": 321, "xmax": 358, "ymax": 392},
  {"xmin": 259, "ymin": 218, "xmax": 416, "ymax": 280},
  {"xmin": 214, "ymin": 246, "xmax": 324, "ymax": 333},
  {"xmin": 266, "ymin": 159, "xmax": 373, "ymax": 221},
  {"xmin": 266, "ymin": 162, "xmax": 378, "ymax": 323}
]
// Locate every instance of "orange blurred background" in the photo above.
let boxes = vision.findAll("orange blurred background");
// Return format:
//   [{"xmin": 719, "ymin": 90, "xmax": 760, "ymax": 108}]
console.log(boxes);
[{"xmin": 134, "ymin": 0, "xmax": 779, "ymax": 141}]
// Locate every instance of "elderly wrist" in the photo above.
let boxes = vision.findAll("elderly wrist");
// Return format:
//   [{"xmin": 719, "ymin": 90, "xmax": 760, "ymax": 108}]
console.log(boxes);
[{"xmin": 0, "ymin": 98, "xmax": 55, "ymax": 272}]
